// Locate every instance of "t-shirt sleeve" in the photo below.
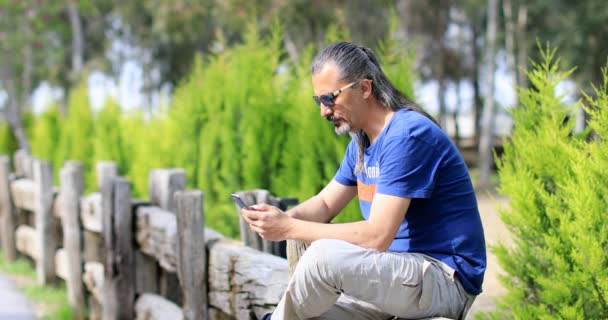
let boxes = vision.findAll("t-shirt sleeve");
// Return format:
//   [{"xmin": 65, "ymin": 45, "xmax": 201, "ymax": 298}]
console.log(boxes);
[
  {"xmin": 376, "ymin": 135, "xmax": 441, "ymax": 198},
  {"xmin": 333, "ymin": 140, "xmax": 358, "ymax": 186}
]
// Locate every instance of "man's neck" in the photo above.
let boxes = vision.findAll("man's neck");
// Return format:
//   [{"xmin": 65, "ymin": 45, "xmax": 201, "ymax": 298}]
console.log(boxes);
[{"xmin": 362, "ymin": 102, "xmax": 395, "ymax": 144}]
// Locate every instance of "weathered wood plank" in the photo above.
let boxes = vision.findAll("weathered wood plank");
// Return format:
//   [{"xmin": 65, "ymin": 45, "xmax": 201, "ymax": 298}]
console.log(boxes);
[
  {"xmin": 101, "ymin": 177, "xmax": 116, "ymax": 318},
  {"xmin": 236, "ymin": 190, "xmax": 263, "ymax": 251},
  {"xmin": 34, "ymin": 159, "xmax": 57, "ymax": 285},
  {"xmin": 15, "ymin": 225, "xmax": 37, "ymax": 259},
  {"xmin": 135, "ymin": 293, "xmax": 183, "ymax": 320},
  {"xmin": 236, "ymin": 190, "xmax": 288, "ymax": 258},
  {"xmin": 175, "ymin": 190, "xmax": 207, "ymax": 320},
  {"xmin": 135, "ymin": 205, "xmax": 223, "ymax": 273},
  {"xmin": 287, "ymin": 240, "xmax": 310, "ymax": 277},
  {"xmin": 83, "ymin": 229, "xmax": 105, "ymax": 263},
  {"xmin": 60, "ymin": 161, "xmax": 86, "ymax": 319},
  {"xmin": 208, "ymin": 240, "xmax": 288, "ymax": 319},
  {"xmin": 159, "ymin": 270, "xmax": 183, "ymax": 306},
  {"xmin": 55, "ymin": 248, "xmax": 68, "ymax": 280},
  {"xmin": 102, "ymin": 178, "xmax": 135, "ymax": 320},
  {"xmin": 13, "ymin": 149, "xmax": 32, "ymax": 179},
  {"xmin": 148, "ymin": 168, "xmax": 186, "ymax": 212},
  {"xmin": 10, "ymin": 179, "xmax": 36, "ymax": 212},
  {"xmin": 83, "ymin": 261, "xmax": 104, "ymax": 302},
  {"xmin": 135, "ymin": 250, "xmax": 158, "ymax": 294},
  {"xmin": 0, "ymin": 155, "xmax": 17, "ymax": 261},
  {"xmin": 136, "ymin": 206, "xmax": 177, "ymax": 272},
  {"xmin": 81, "ymin": 192, "xmax": 102, "ymax": 233},
  {"xmin": 88, "ymin": 295, "xmax": 102, "ymax": 320},
  {"xmin": 52, "ymin": 192, "xmax": 62, "ymax": 218},
  {"xmin": 96, "ymin": 161, "xmax": 118, "ymax": 191}
]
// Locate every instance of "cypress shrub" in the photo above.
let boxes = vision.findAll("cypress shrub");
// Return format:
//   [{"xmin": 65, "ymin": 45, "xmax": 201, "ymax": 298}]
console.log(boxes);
[
  {"xmin": 57, "ymin": 80, "xmax": 95, "ymax": 192},
  {"xmin": 94, "ymin": 98, "xmax": 126, "ymax": 183},
  {"xmin": 31, "ymin": 105, "xmax": 62, "ymax": 181},
  {"xmin": 484, "ymin": 46, "xmax": 608, "ymax": 319},
  {"xmin": 0, "ymin": 121, "xmax": 18, "ymax": 156},
  {"xmin": 120, "ymin": 112, "xmax": 168, "ymax": 198}
]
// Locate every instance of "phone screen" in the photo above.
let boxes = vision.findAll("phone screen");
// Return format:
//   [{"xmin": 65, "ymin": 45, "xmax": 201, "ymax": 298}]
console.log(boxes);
[{"xmin": 230, "ymin": 194, "xmax": 251, "ymax": 210}]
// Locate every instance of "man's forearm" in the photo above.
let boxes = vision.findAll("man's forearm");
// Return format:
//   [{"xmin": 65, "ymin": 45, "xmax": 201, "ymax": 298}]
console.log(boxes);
[
  {"xmin": 286, "ymin": 194, "xmax": 335, "ymax": 223},
  {"xmin": 286, "ymin": 218, "xmax": 392, "ymax": 252}
]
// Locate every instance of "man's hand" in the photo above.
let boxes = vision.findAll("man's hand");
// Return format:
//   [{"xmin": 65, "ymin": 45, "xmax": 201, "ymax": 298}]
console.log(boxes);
[{"xmin": 242, "ymin": 203, "xmax": 293, "ymax": 241}]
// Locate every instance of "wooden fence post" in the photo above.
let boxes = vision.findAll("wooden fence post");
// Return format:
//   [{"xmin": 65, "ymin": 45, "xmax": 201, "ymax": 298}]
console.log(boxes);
[
  {"xmin": 148, "ymin": 168, "xmax": 186, "ymax": 304},
  {"xmin": 236, "ymin": 190, "xmax": 290, "ymax": 258},
  {"xmin": 175, "ymin": 190, "xmax": 208, "ymax": 320},
  {"xmin": 0, "ymin": 155, "xmax": 17, "ymax": 261},
  {"xmin": 60, "ymin": 161, "xmax": 86, "ymax": 319},
  {"xmin": 33, "ymin": 159, "xmax": 57, "ymax": 284},
  {"xmin": 14, "ymin": 149, "xmax": 32, "ymax": 178},
  {"xmin": 236, "ymin": 190, "xmax": 264, "ymax": 251},
  {"xmin": 102, "ymin": 177, "xmax": 135, "ymax": 320},
  {"xmin": 96, "ymin": 161, "xmax": 117, "ymax": 191},
  {"xmin": 148, "ymin": 168, "xmax": 186, "ymax": 213}
]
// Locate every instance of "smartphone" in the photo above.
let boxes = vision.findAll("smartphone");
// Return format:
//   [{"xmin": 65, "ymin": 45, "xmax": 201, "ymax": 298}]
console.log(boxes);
[{"xmin": 230, "ymin": 193, "xmax": 252, "ymax": 210}]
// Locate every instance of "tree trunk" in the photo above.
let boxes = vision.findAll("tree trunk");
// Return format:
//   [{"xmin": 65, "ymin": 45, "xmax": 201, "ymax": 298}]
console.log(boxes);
[
  {"xmin": 453, "ymin": 81, "xmax": 462, "ymax": 148},
  {"xmin": 283, "ymin": 31, "xmax": 300, "ymax": 65},
  {"xmin": 395, "ymin": 0, "xmax": 411, "ymax": 42},
  {"xmin": 66, "ymin": 0, "xmax": 84, "ymax": 78},
  {"xmin": 503, "ymin": 0, "xmax": 518, "ymax": 106},
  {"xmin": 471, "ymin": 16, "xmax": 483, "ymax": 147},
  {"xmin": 21, "ymin": 20, "xmax": 33, "ymax": 111},
  {"xmin": 516, "ymin": 3, "xmax": 528, "ymax": 89},
  {"xmin": 478, "ymin": 0, "xmax": 498, "ymax": 187},
  {"xmin": 435, "ymin": 2, "xmax": 449, "ymax": 130},
  {"xmin": 0, "ymin": 55, "xmax": 31, "ymax": 153}
]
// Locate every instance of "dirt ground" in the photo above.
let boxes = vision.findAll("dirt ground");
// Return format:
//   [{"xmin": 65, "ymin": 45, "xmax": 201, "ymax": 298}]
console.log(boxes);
[{"xmin": 466, "ymin": 192, "xmax": 511, "ymax": 319}]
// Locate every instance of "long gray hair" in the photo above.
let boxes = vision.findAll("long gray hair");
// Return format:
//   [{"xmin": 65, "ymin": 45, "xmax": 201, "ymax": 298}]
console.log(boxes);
[{"xmin": 311, "ymin": 41, "xmax": 438, "ymax": 174}]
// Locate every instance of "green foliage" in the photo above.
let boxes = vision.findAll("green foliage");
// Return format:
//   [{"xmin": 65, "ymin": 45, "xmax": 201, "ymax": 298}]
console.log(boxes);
[
  {"xmin": 0, "ymin": 120, "xmax": 19, "ymax": 156},
  {"xmin": 22, "ymin": 23, "xmax": 417, "ymax": 239},
  {"xmin": 31, "ymin": 105, "xmax": 62, "ymax": 169},
  {"xmin": 94, "ymin": 98, "xmax": 125, "ymax": 180},
  {"xmin": 484, "ymin": 45, "xmax": 608, "ymax": 319},
  {"xmin": 120, "ymin": 112, "xmax": 168, "ymax": 199},
  {"xmin": 57, "ymin": 80, "xmax": 95, "ymax": 192}
]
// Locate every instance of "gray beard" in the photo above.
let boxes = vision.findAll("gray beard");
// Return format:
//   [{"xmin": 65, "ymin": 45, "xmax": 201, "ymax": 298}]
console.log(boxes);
[{"xmin": 335, "ymin": 121, "xmax": 351, "ymax": 135}]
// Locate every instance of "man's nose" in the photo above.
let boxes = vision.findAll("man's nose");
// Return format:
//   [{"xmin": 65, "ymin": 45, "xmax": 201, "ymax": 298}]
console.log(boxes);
[{"xmin": 319, "ymin": 104, "xmax": 333, "ymax": 117}]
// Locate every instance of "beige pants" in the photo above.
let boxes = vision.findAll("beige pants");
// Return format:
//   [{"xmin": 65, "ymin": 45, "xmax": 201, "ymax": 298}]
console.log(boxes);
[{"xmin": 272, "ymin": 239, "xmax": 476, "ymax": 320}]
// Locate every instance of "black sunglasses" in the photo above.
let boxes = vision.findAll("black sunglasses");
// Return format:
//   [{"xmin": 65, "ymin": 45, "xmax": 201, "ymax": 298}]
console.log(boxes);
[{"xmin": 312, "ymin": 81, "xmax": 358, "ymax": 108}]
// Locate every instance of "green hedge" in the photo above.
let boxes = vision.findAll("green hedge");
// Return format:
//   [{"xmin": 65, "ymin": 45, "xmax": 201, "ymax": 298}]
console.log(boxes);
[
  {"xmin": 5, "ymin": 21, "xmax": 416, "ymax": 238},
  {"xmin": 484, "ymin": 45, "xmax": 608, "ymax": 319}
]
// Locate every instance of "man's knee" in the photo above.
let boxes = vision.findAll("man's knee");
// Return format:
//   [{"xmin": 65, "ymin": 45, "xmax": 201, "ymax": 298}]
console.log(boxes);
[{"xmin": 297, "ymin": 239, "xmax": 350, "ymax": 275}]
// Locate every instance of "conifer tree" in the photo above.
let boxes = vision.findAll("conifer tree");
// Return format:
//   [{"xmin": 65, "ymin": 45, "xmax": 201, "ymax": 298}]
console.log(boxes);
[
  {"xmin": 57, "ymin": 80, "xmax": 95, "ymax": 192},
  {"xmin": 0, "ymin": 121, "xmax": 18, "ymax": 156},
  {"xmin": 486, "ymin": 45, "xmax": 608, "ymax": 319},
  {"xmin": 93, "ymin": 98, "xmax": 125, "ymax": 179},
  {"xmin": 120, "ymin": 112, "xmax": 168, "ymax": 198},
  {"xmin": 31, "ymin": 104, "xmax": 62, "ymax": 172}
]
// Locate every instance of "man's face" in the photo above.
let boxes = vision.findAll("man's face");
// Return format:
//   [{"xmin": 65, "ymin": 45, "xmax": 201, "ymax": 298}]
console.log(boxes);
[{"xmin": 312, "ymin": 63, "xmax": 359, "ymax": 135}]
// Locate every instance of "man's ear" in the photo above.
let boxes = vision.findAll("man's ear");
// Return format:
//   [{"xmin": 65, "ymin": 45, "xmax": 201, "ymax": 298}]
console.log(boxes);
[{"xmin": 361, "ymin": 79, "xmax": 373, "ymax": 99}]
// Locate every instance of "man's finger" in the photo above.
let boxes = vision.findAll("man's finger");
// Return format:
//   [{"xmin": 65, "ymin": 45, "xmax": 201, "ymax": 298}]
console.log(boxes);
[
  {"xmin": 251, "ymin": 203, "xmax": 271, "ymax": 211},
  {"xmin": 242, "ymin": 208, "xmax": 263, "ymax": 221}
]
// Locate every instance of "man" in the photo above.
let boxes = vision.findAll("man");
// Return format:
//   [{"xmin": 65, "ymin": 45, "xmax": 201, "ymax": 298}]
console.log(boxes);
[{"xmin": 242, "ymin": 42, "xmax": 486, "ymax": 320}]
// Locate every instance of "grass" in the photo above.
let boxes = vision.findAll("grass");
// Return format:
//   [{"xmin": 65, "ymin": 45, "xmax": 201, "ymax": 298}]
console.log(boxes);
[{"xmin": 0, "ymin": 252, "xmax": 72, "ymax": 320}]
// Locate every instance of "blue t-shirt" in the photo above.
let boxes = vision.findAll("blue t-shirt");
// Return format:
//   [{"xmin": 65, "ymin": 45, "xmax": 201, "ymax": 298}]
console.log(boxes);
[{"xmin": 334, "ymin": 108, "xmax": 486, "ymax": 295}]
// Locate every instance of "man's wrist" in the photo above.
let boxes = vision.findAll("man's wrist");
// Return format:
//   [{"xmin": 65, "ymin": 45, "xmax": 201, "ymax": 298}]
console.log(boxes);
[
  {"xmin": 284, "ymin": 215, "xmax": 299, "ymax": 240},
  {"xmin": 285, "ymin": 208, "xmax": 298, "ymax": 219}
]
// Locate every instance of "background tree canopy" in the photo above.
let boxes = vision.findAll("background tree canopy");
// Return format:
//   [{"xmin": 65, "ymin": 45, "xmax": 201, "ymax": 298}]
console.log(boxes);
[{"xmin": 1, "ymin": 2, "xmax": 608, "ymax": 318}]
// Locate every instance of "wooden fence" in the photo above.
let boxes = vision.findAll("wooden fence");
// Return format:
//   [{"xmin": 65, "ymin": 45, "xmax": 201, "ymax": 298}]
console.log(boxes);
[{"xmin": 0, "ymin": 150, "xmax": 296, "ymax": 320}]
